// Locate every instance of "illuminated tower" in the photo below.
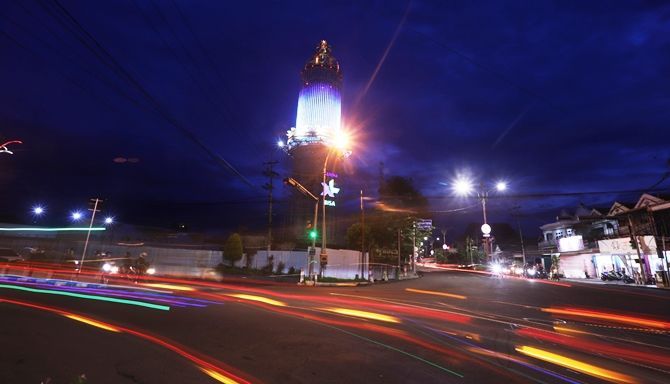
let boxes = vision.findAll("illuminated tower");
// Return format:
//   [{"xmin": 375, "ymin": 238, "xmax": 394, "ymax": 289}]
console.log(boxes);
[
  {"xmin": 285, "ymin": 40, "xmax": 343, "ymax": 245},
  {"xmin": 286, "ymin": 40, "xmax": 343, "ymax": 151}
]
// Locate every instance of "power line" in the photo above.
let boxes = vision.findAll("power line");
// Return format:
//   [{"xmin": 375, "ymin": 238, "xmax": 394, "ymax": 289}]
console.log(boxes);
[{"xmin": 41, "ymin": 0, "xmax": 254, "ymax": 188}]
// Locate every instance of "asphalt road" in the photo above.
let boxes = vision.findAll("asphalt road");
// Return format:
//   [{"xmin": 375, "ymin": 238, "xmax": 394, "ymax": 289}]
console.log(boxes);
[{"xmin": 1, "ymin": 268, "xmax": 669, "ymax": 384}]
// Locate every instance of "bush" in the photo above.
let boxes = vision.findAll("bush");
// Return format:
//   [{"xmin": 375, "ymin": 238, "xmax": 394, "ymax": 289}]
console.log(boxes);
[
  {"xmin": 288, "ymin": 266, "xmax": 296, "ymax": 275},
  {"xmin": 260, "ymin": 263, "xmax": 273, "ymax": 275},
  {"xmin": 276, "ymin": 261, "xmax": 286, "ymax": 274}
]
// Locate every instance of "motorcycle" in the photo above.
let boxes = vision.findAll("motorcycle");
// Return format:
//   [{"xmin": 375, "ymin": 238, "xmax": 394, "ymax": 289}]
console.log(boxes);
[{"xmin": 100, "ymin": 262, "xmax": 119, "ymax": 284}]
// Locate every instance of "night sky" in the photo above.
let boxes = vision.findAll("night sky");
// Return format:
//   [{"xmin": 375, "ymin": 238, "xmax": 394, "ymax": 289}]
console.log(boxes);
[{"xmin": 1, "ymin": 1, "xmax": 669, "ymax": 237}]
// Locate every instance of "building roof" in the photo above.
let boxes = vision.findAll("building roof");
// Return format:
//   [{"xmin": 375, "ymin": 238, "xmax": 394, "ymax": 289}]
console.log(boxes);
[{"xmin": 301, "ymin": 40, "xmax": 342, "ymax": 86}]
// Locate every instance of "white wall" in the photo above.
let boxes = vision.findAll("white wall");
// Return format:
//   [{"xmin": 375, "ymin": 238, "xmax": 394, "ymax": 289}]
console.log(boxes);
[{"xmin": 254, "ymin": 248, "xmax": 368, "ymax": 279}]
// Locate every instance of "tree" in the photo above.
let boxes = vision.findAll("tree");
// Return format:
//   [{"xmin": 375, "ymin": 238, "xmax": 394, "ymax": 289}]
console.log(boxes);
[
  {"xmin": 223, "ymin": 233, "xmax": 243, "ymax": 266},
  {"xmin": 346, "ymin": 223, "xmax": 372, "ymax": 251},
  {"xmin": 378, "ymin": 176, "xmax": 429, "ymax": 214}
]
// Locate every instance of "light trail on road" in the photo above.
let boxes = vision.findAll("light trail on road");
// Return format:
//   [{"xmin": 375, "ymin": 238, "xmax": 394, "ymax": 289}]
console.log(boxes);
[
  {"xmin": 0, "ymin": 283, "xmax": 170, "ymax": 311},
  {"xmin": 0, "ymin": 297, "xmax": 256, "ymax": 384},
  {"xmin": 515, "ymin": 345, "xmax": 638, "ymax": 384}
]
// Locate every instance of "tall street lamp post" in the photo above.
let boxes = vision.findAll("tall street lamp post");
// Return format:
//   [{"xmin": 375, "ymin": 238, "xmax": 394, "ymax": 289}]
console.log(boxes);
[
  {"xmin": 284, "ymin": 177, "xmax": 319, "ymax": 279},
  {"xmin": 318, "ymin": 133, "xmax": 351, "ymax": 276},
  {"xmin": 453, "ymin": 177, "xmax": 507, "ymax": 263}
]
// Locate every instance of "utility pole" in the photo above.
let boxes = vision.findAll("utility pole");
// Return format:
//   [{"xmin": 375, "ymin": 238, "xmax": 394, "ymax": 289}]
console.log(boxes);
[
  {"xmin": 518, "ymin": 221, "xmax": 526, "ymax": 266},
  {"xmin": 397, "ymin": 227, "xmax": 402, "ymax": 277},
  {"xmin": 263, "ymin": 161, "xmax": 279, "ymax": 255},
  {"xmin": 284, "ymin": 177, "xmax": 319, "ymax": 279},
  {"xmin": 360, "ymin": 189, "xmax": 365, "ymax": 279},
  {"xmin": 78, "ymin": 198, "xmax": 102, "ymax": 275},
  {"xmin": 412, "ymin": 222, "xmax": 416, "ymax": 272},
  {"xmin": 628, "ymin": 215, "xmax": 646, "ymax": 281}
]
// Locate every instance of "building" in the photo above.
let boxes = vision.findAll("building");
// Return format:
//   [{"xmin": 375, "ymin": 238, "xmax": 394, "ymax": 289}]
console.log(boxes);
[
  {"xmin": 537, "ymin": 195, "xmax": 670, "ymax": 283},
  {"xmin": 599, "ymin": 193, "xmax": 670, "ymax": 282},
  {"xmin": 283, "ymin": 40, "xmax": 346, "ymax": 246}
]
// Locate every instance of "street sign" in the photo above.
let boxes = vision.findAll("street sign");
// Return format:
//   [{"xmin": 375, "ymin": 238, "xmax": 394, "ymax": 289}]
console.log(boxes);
[
  {"xmin": 308, "ymin": 247, "xmax": 316, "ymax": 256},
  {"xmin": 416, "ymin": 219, "xmax": 432, "ymax": 230},
  {"xmin": 375, "ymin": 249, "xmax": 399, "ymax": 256}
]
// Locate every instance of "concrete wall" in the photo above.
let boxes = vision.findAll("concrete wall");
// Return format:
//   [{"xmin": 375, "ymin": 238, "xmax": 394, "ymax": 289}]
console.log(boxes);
[{"xmin": 253, "ymin": 248, "xmax": 369, "ymax": 279}]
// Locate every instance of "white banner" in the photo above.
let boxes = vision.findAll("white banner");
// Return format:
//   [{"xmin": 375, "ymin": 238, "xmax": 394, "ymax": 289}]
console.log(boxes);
[{"xmin": 598, "ymin": 236, "xmax": 657, "ymax": 255}]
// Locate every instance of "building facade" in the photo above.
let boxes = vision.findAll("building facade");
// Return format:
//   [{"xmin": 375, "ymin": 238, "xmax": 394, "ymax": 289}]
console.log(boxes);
[{"xmin": 538, "ymin": 195, "xmax": 670, "ymax": 283}]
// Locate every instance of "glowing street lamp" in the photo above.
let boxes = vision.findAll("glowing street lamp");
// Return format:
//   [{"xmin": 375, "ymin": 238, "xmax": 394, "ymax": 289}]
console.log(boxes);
[
  {"xmin": 32, "ymin": 206, "xmax": 45, "ymax": 216},
  {"xmin": 453, "ymin": 176, "xmax": 474, "ymax": 196},
  {"xmin": 451, "ymin": 176, "xmax": 509, "ymax": 262},
  {"xmin": 277, "ymin": 140, "xmax": 285, "ymax": 148},
  {"xmin": 104, "ymin": 217, "xmax": 114, "ymax": 225},
  {"xmin": 71, "ymin": 211, "xmax": 83, "ymax": 221}
]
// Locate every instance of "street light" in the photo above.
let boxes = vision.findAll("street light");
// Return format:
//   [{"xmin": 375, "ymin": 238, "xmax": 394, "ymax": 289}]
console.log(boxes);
[
  {"xmin": 319, "ymin": 130, "xmax": 352, "ymax": 275},
  {"xmin": 71, "ymin": 211, "xmax": 83, "ymax": 221},
  {"xmin": 284, "ymin": 177, "xmax": 320, "ymax": 279},
  {"xmin": 32, "ymin": 205, "xmax": 45, "ymax": 216},
  {"xmin": 104, "ymin": 217, "xmax": 114, "ymax": 225},
  {"xmin": 277, "ymin": 140, "xmax": 285, "ymax": 148},
  {"xmin": 452, "ymin": 176, "xmax": 508, "ymax": 262}
]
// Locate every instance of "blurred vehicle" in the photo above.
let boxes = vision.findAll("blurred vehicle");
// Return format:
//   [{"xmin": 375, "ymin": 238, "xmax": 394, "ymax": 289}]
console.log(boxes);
[
  {"xmin": 524, "ymin": 264, "xmax": 547, "ymax": 279},
  {"xmin": 457, "ymin": 264, "xmax": 486, "ymax": 271},
  {"xmin": 510, "ymin": 264, "xmax": 525, "ymax": 276},
  {"xmin": 0, "ymin": 248, "xmax": 24, "ymax": 262},
  {"xmin": 100, "ymin": 261, "xmax": 120, "ymax": 284}
]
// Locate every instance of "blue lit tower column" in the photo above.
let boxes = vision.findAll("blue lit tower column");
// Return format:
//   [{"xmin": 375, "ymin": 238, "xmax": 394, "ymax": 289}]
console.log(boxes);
[{"xmin": 285, "ymin": 40, "xmax": 343, "ymax": 255}]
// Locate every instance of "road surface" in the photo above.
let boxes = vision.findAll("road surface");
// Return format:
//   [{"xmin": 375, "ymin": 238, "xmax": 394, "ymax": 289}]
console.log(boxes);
[{"xmin": 1, "ymin": 267, "xmax": 669, "ymax": 383}]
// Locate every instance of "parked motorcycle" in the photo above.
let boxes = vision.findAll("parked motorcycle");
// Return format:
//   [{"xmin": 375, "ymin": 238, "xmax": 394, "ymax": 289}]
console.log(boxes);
[{"xmin": 600, "ymin": 271, "xmax": 620, "ymax": 281}]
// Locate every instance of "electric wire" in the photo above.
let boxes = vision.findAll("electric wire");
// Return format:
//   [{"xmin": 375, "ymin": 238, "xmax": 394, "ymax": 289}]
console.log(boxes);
[{"xmin": 40, "ymin": 0, "xmax": 254, "ymax": 188}]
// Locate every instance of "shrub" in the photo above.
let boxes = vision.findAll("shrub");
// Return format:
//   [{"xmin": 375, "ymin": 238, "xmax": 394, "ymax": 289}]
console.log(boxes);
[{"xmin": 276, "ymin": 261, "xmax": 286, "ymax": 274}]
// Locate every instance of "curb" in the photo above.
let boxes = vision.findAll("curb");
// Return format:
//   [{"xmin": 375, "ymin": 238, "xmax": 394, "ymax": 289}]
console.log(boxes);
[{"xmin": 563, "ymin": 278, "xmax": 670, "ymax": 290}]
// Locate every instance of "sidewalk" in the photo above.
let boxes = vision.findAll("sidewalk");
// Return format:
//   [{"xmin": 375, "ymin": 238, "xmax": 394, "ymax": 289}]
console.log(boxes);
[{"xmin": 563, "ymin": 278, "xmax": 670, "ymax": 290}]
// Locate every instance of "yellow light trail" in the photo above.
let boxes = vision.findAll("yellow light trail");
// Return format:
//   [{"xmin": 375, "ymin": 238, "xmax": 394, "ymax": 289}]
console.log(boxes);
[
  {"xmin": 198, "ymin": 367, "xmax": 241, "ymax": 384},
  {"xmin": 515, "ymin": 345, "xmax": 638, "ymax": 384},
  {"xmin": 553, "ymin": 326, "xmax": 590, "ymax": 335},
  {"xmin": 405, "ymin": 288, "xmax": 466, "ymax": 300},
  {"xmin": 321, "ymin": 307, "xmax": 401, "ymax": 323},
  {"xmin": 63, "ymin": 314, "xmax": 121, "ymax": 333},
  {"xmin": 142, "ymin": 283, "xmax": 195, "ymax": 291},
  {"xmin": 226, "ymin": 293, "xmax": 286, "ymax": 307}
]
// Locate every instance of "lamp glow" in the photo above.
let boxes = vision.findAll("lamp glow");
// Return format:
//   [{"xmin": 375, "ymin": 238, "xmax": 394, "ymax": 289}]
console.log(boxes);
[
  {"xmin": 104, "ymin": 217, "xmax": 114, "ymax": 225},
  {"xmin": 71, "ymin": 211, "xmax": 82, "ymax": 221},
  {"xmin": 32, "ymin": 206, "xmax": 44, "ymax": 215},
  {"xmin": 496, "ymin": 181, "xmax": 507, "ymax": 191},
  {"xmin": 453, "ymin": 177, "xmax": 473, "ymax": 196},
  {"xmin": 277, "ymin": 140, "xmax": 285, "ymax": 148}
]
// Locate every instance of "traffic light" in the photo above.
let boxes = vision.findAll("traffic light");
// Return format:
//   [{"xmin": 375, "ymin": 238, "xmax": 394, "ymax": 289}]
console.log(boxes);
[{"xmin": 309, "ymin": 230, "xmax": 317, "ymax": 240}]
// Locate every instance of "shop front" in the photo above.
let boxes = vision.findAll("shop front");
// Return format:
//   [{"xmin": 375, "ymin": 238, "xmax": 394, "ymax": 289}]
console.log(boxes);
[{"xmin": 597, "ymin": 236, "xmax": 664, "ymax": 280}]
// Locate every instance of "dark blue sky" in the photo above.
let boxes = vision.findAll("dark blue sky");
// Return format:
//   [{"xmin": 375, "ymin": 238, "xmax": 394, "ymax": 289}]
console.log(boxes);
[{"xmin": 1, "ymin": 1, "xmax": 669, "ymax": 236}]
